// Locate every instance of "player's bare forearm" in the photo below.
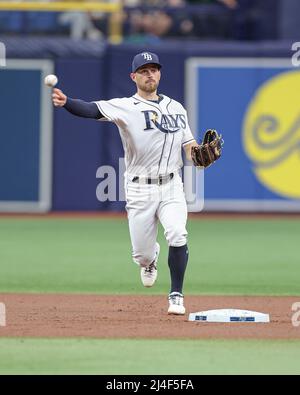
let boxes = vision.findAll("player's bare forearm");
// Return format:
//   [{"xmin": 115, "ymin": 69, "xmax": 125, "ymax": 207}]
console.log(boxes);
[{"xmin": 183, "ymin": 140, "xmax": 198, "ymax": 161}]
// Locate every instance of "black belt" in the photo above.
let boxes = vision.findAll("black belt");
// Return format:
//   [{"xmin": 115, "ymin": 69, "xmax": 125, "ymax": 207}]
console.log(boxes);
[{"xmin": 132, "ymin": 173, "xmax": 174, "ymax": 185}]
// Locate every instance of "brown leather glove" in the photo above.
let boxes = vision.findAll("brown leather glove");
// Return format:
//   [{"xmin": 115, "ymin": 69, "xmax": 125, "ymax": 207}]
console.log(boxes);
[{"xmin": 191, "ymin": 129, "xmax": 223, "ymax": 168}]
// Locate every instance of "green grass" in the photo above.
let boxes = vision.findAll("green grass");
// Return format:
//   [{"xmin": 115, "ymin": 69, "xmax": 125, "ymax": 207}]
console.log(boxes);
[
  {"xmin": 0, "ymin": 338, "xmax": 300, "ymax": 375},
  {"xmin": 0, "ymin": 217, "xmax": 299, "ymax": 295},
  {"xmin": 0, "ymin": 217, "xmax": 299, "ymax": 375}
]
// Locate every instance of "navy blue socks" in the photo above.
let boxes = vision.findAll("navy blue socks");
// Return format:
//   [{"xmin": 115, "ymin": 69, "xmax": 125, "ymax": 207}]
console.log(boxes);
[{"xmin": 168, "ymin": 244, "xmax": 189, "ymax": 294}]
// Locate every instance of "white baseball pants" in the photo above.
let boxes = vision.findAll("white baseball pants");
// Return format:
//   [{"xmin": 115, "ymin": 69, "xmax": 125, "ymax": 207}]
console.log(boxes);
[{"xmin": 125, "ymin": 172, "xmax": 188, "ymax": 268}]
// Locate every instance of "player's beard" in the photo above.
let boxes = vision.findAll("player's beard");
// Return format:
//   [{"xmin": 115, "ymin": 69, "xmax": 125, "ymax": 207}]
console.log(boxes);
[{"xmin": 140, "ymin": 80, "xmax": 159, "ymax": 93}]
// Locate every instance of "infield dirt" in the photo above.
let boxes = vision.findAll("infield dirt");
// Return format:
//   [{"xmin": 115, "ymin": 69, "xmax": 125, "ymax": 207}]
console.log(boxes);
[{"xmin": 0, "ymin": 294, "xmax": 300, "ymax": 339}]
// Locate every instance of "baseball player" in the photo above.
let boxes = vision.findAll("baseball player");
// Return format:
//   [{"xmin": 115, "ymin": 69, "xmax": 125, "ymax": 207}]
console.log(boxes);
[{"xmin": 52, "ymin": 52, "xmax": 222, "ymax": 315}]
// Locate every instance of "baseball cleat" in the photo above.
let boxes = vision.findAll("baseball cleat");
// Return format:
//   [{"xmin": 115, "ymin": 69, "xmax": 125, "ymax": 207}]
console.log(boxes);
[
  {"xmin": 168, "ymin": 292, "xmax": 186, "ymax": 315},
  {"xmin": 140, "ymin": 242, "xmax": 160, "ymax": 287}
]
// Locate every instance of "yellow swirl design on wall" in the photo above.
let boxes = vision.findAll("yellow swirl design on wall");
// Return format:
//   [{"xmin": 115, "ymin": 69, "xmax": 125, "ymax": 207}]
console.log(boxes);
[{"xmin": 243, "ymin": 70, "xmax": 300, "ymax": 199}]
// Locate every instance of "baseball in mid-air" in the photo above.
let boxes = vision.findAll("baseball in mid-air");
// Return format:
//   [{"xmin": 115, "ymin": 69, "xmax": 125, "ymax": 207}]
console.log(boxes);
[{"xmin": 44, "ymin": 74, "xmax": 58, "ymax": 87}]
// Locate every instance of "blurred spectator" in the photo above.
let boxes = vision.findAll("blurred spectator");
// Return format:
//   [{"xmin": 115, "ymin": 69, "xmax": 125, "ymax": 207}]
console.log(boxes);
[
  {"xmin": 60, "ymin": 12, "xmax": 102, "ymax": 40},
  {"xmin": 279, "ymin": 0, "xmax": 300, "ymax": 39},
  {"xmin": 231, "ymin": 0, "xmax": 278, "ymax": 40},
  {"xmin": 218, "ymin": 0, "xmax": 238, "ymax": 9},
  {"xmin": 0, "ymin": 0, "xmax": 279, "ymax": 41},
  {"xmin": 167, "ymin": 0, "xmax": 186, "ymax": 7},
  {"xmin": 186, "ymin": 0, "xmax": 237, "ymax": 7}
]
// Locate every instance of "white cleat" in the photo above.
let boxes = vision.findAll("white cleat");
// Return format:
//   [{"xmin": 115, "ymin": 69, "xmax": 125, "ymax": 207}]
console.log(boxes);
[
  {"xmin": 140, "ymin": 242, "xmax": 160, "ymax": 287},
  {"xmin": 168, "ymin": 292, "xmax": 186, "ymax": 315}
]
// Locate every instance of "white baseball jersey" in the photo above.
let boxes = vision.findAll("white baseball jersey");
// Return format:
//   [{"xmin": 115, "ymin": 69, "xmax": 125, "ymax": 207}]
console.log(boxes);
[{"xmin": 94, "ymin": 93, "xmax": 195, "ymax": 177}]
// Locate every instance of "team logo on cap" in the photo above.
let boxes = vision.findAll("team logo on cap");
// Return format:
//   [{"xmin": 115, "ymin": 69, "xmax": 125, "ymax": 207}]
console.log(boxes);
[{"xmin": 142, "ymin": 53, "xmax": 153, "ymax": 61}]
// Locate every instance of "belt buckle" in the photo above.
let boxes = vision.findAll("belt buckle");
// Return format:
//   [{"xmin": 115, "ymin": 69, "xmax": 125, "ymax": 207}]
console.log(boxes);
[{"xmin": 158, "ymin": 175, "xmax": 163, "ymax": 185}]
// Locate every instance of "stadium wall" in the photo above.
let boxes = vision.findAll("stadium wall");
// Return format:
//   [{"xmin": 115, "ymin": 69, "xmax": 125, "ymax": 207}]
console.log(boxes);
[{"xmin": 1, "ymin": 40, "xmax": 298, "ymax": 212}]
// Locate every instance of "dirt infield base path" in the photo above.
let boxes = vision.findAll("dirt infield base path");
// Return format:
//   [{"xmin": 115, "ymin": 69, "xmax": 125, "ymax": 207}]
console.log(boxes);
[{"xmin": 1, "ymin": 294, "xmax": 300, "ymax": 339}]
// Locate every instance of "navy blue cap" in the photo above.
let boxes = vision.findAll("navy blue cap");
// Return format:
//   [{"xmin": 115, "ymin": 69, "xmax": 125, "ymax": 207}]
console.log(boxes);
[{"xmin": 132, "ymin": 52, "xmax": 162, "ymax": 72}]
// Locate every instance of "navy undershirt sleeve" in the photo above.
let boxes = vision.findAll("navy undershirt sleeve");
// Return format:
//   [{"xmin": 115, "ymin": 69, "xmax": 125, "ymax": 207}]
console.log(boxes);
[{"xmin": 64, "ymin": 97, "xmax": 103, "ymax": 119}]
